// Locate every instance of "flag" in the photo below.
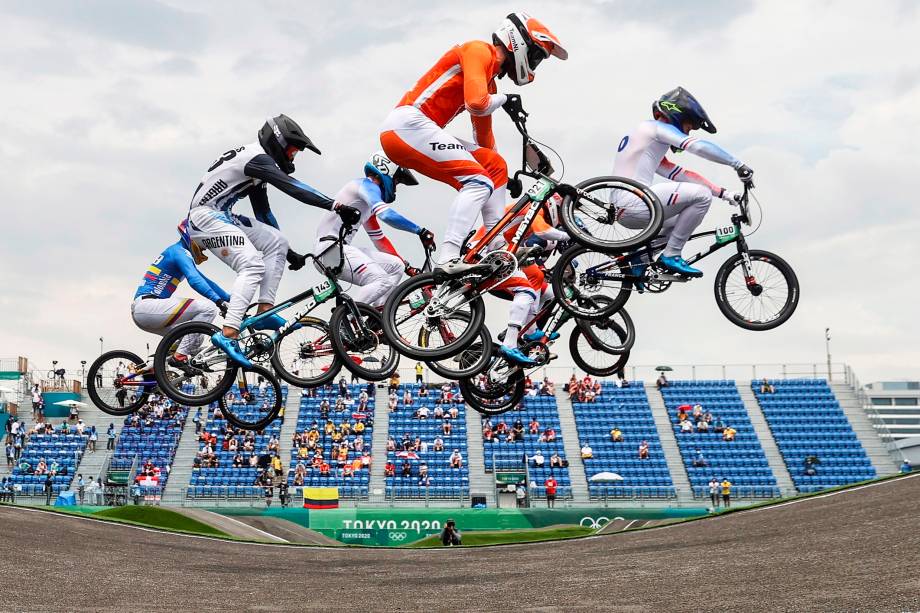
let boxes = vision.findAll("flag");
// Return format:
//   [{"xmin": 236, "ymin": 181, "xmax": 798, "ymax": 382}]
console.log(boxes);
[
  {"xmin": 396, "ymin": 451, "xmax": 419, "ymax": 460},
  {"xmin": 303, "ymin": 486, "xmax": 339, "ymax": 509}
]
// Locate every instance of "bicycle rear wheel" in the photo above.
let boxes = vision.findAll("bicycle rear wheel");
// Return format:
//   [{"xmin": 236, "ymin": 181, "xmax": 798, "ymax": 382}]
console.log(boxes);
[
  {"xmin": 579, "ymin": 306, "xmax": 636, "ymax": 354},
  {"xmin": 552, "ymin": 244, "xmax": 631, "ymax": 321},
  {"xmin": 271, "ymin": 316, "xmax": 343, "ymax": 388},
  {"xmin": 330, "ymin": 302, "xmax": 399, "ymax": 382},
  {"xmin": 217, "ymin": 364, "xmax": 282, "ymax": 431},
  {"xmin": 425, "ymin": 315, "xmax": 493, "ymax": 380},
  {"xmin": 459, "ymin": 371, "xmax": 525, "ymax": 416},
  {"xmin": 561, "ymin": 176, "xmax": 663, "ymax": 252},
  {"xmin": 86, "ymin": 350, "xmax": 151, "ymax": 416},
  {"xmin": 714, "ymin": 249, "xmax": 800, "ymax": 331},
  {"xmin": 569, "ymin": 326, "xmax": 630, "ymax": 377},
  {"xmin": 153, "ymin": 321, "xmax": 238, "ymax": 406},
  {"xmin": 383, "ymin": 273, "xmax": 485, "ymax": 361}
]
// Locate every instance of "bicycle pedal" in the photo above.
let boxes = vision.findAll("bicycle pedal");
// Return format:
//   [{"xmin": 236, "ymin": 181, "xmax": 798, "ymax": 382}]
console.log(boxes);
[{"xmin": 655, "ymin": 273, "xmax": 688, "ymax": 283}]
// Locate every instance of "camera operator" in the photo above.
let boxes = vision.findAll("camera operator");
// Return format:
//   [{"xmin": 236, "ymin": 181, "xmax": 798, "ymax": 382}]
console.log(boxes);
[{"xmin": 440, "ymin": 519, "xmax": 462, "ymax": 547}]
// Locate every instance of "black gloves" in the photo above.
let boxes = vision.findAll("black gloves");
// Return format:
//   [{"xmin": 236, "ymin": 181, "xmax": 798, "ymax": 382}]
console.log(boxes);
[
  {"xmin": 286, "ymin": 249, "xmax": 307, "ymax": 271},
  {"xmin": 736, "ymin": 164, "xmax": 754, "ymax": 183},
  {"xmin": 418, "ymin": 228, "xmax": 436, "ymax": 250},
  {"xmin": 502, "ymin": 94, "xmax": 525, "ymax": 119},
  {"xmin": 215, "ymin": 300, "xmax": 228, "ymax": 318},
  {"xmin": 335, "ymin": 204, "xmax": 361, "ymax": 226}
]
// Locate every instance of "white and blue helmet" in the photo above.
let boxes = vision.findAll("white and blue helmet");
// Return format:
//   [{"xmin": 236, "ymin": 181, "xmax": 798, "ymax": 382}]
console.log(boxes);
[{"xmin": 364, "ymin": 151, "xmax": 418, "ymax": 204}]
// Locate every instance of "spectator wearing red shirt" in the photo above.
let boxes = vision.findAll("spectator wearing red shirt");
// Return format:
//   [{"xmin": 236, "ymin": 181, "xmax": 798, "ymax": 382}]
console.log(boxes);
[{"xmin": 544, "ymin": 476, "xmax": 558, "ymax": 508}]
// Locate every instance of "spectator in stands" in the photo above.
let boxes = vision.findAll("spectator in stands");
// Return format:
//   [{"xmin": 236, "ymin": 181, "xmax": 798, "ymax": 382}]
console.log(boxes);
[
  {"xmin": 680, "ymin": 419, "xmax": 694, "ymax": 434},
  {"xmin": 530, "ymin": 450, "xmax": 545, "ymax": 467},
  {"xmin": 900, "ymin": 460, "xmax": 912, "ymax": 474},
  {"xmin": 384, "ymin": 461, "xmax": 396, "ymax": 477},
  {"xmin": 415, "ymin": 405, "xmax": 429, "ymax": 419},
  {"xmin": 580, "ymin": 442, "xmax": 593, "ymax": 459},
  {"xmin": 544, "ymin": 476, "xmax": 558, "ymax": 508},
  {"xmin": 803, "ymin": 455, "xmax": 819, "ymax": 476},
  {"xmin": 440, "ymin": 519, "xmax": 462, "ymax": 546},
  {"xmin": 106, "ymin": 423, "xmax": 116, "ymax": 450},
  {"xmin": 401, "ymin": 462, "xmax": 412, "ymax": 477},
  {"xmin": 722, "ymin": 426, "xmax": 737, "ymax": 442},
  {"xmin": 541, "ymin": 427, "xmax": 557, "ymax": 443},
  {"xmin": 418, "ymin": 462, "xmax": 429, "ymax": 480},
  {"xmin": 272, "ymin": 453, "xmax": 284, "ymax": 478},
  {"xmin": 540, "ymin": 377, "xmax": 555, "ymax": 396},
  {"xmin": 656, "ymin": 372, "xmax": 670, "ymax": 389},
  {"xmin": 388, "ymin": 393, "xmax": 398, "ymax": 413},
  {"xmin": 692, "ymin": 448, "xmax": 707, "ymax": 467},
  {"xmin": 388, "ymin": 373, "xmax": 400, "ymax": 394},
  {"xmin": 403, "ymin": 388, "xmax": 413, "ymax": 406},
  {"xmin": 414, "ymin": 362, "xmax": 425, "ymax": 384},
  {"xmin": 721, "ymin": 478, "xmax": 732, "ymax": 507},
  {"xmin": 677, "ymin": 406, "xmax": 689, "ymax": 422},
  {"xmin": 639, "ymin": 440, "xmax": 650, "ymax": 460},
  {"xmin": 448, "ymin": 404, "xmax": 459, "ymax": 420},
  {"xmin": 692, "ymin": 404, "xmax": 703, "ymax": 421},
  {"xmin": 610, "ymin": 426, "xmax": 623, "ymax": 443},
  {"xmin": 433, "ymin": 436, "xmax": 445, "ymax": 452},
  {"xmin": 44, "ymin": 473, "xmax": 53, "ymax": 505},
  {"xmin": 584, "ymin": 387, "xmax": 596, "ymax": 403},
  {"xmin": 87, "ymin": 426, "xmax": 97, "ymax": 453},
  {"xmin": 760, "ymin": 378, "xmax": 775, "ymax": 394},
  {"xmin": 697, "ymin": 418, "xmax": 710, "ymax": 433},
  {"xmin": 450, "ymin": 449, "xmax": 463, "ymax": 469},
  {"xmin": 512, "ymin": 419, "xmax": 525, "ymax": 441},
  {"xmin": 442, "ymin": 420, "xmax": 452, "ymax": 436},
  {"xmin": 528, "ymin": 418, "xmax": 540, "ymax": 435},
  {"xmin": 418, "ymin": 386, "xmax": 429, "ymax": 398},
  {"xmin": 708, "ymin": 477, "xmax": 719, "ymax": 508},
  {"xmin": 713, "ymin": 417, "xmax": 726, "ymax": 434},
  {"xmin": 35, "ymin": 459, "xmax": 47, "ymax": 475},
  {"xmin": 550, "ymin": 452, "xmax": 566, "ymax": 468},
  {"xmin": 5, "ymin": 442, "xmax": 14, "ymax": 467},
  {"xmin": 483, "ymin": 427, "xmax": 494, "ymax": 443}
]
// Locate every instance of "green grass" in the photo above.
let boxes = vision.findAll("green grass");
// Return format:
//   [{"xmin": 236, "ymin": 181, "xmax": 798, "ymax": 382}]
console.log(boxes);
[
  {"xmin": 94, "ymin": 506, "xmax": 229, "ymax": 537},
  {"xmin": 406, "ymin": 525, "xmax": 595, "ymax": 548}
]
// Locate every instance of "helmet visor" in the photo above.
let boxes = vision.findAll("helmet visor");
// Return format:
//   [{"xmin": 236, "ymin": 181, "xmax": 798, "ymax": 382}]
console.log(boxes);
[
  {"xmin": 526, "ymin": 44, "xmax": 548, "ymax": 71},
  {"xmin": 394, "ymin": 166, "xmax": 419, "ymax": 186}
]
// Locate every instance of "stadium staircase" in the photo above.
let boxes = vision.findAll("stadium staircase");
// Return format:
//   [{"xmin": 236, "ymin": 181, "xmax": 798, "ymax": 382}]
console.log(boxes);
[
  {"xmin": 276, "ymin": 391, "xmax": 301, "ymax": 477},
  {"xmin": 830, "ymin": 382, "xmax": 900, "ymax": 475},
  {"xmin": 646, "ymin": 384, "xmax": 692, "ymax": 500},
  {"xmin": 161, "ymin": 409, "xmax": 199, "ymax": 503},
  {"xmin": 369, "ymin": 383, "xmax": 390, "ymax": 497},
  {"xmin": 464, "ymin": 412, "xmax": 493, "ymax": 501},
  {"xmin": 736, "ymin": 384, "xmax": 796, "ymax": 496},
  {"xmin": 555, "ymin": 395, "xmax": 589, "ymax": 502}
]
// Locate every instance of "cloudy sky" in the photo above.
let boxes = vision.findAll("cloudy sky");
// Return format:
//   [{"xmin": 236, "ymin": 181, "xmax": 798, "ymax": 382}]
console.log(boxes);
[{"xmin": 1, "ymin": 0, "xmax": 917, "ymax": 384}]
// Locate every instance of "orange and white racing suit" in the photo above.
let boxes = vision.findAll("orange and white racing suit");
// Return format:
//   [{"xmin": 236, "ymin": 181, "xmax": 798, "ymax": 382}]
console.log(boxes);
[
  {"xmin": 467, "ymin": 202, "xmax": 569, "ymax": 348},
  {"xmin": 380, "ymin": 40, "xmax": 509, "ymax": 263}
]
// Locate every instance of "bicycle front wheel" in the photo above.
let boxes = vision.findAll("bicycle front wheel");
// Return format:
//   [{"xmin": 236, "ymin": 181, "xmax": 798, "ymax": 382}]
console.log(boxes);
[
  {"xmin": 569, "ymin": 326, "xmax": 630, "ymax": 377},
  {"xmin": 330, "ymin": 302, "xmax": 399, "ymax": 382},
  {"xmin": 425, "ymin": 314, "xmax": 493, "ymax": 380},
  {"xmin": 217, "ymin": 364, "xmax": 282, "ymax": 431},
  {"xmin": 153, "ymin": 321, "xmax": 238, "ymax": 406},
  {"xmin": 86, "ymin": 350, "xmax": 151, "ymax": 416},
  {"xmin": 459, "ymin": 371, "xmax": 525, "ymax": 416},
  {"xmin": 552, "ymin": 244, "xmax": 631, "ymax": 321},
  {"xmin": 578, "ymin": 306, "xmax": 636, "ymax": 354},
  {"xmin": 561, "ymin": 175, "xmax": 664, "ymax": 252},
  {"xmin": 383, "ymin": 273, "xmax": 485, "ymax": 361},
  {"xmin": 271, "ymin": 316, "xmax": 342, "ymax": 388},
  {"xmin": 714, "ymin": 249, "xmax": 800, "ymax": 331}
]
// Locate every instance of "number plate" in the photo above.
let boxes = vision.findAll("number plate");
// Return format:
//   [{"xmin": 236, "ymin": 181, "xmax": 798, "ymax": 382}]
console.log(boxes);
[
  {"xmin": 715, "ymin": 224, "xmax": 739, "ymax": 245},
  {"xmin": 312, "ymin": 279, "xmax": 337, "ymax": 303},
  {"xmin": 526, "ymin": 178, "xmax": 554, "ymax": 201},
  {"xmin": 408, "ymin": 290, "xmax": 426, "ymax": 309}
]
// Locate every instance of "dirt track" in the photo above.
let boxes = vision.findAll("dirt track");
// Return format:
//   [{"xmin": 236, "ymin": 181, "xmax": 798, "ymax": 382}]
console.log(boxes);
[{"xmin": 1, "ymin": 475, "xmax": 918, "ymax": 612}]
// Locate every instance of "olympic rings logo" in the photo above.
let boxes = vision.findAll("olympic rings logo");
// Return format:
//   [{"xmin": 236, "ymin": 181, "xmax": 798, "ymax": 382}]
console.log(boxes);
[
  {"xmin": 579, "ymin": 516, "xmax": 625, "ymax": 529},
  {"xmin": 388, "ymin": 532, "xmax": 408, "ymax": 541}
]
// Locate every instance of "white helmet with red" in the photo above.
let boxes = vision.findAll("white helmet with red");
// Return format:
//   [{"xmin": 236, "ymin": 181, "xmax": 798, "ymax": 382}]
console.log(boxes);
[{"xmin": 493, "ymin": 12, "xmax": 567, "ymax": 86}]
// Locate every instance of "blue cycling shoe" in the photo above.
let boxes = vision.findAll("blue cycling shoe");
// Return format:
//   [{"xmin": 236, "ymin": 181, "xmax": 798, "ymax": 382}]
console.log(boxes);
[
  {"xmin": 657, "ymin": 255, "xmax": 703, "ymax": 278},
  {"xmin": 210, "ymin": 333, "xmax": 253, "ymax": 368},
  {"xmin": 498, "ymin": 345, "xmax": 538, "ymax": 366},
  {"xmin": 522, "ymin": 329, "xmax": 560, "ymax": 342},
  {"xmin": 626, "ymin": 254, "xmax": 648, "ymax": 293}
]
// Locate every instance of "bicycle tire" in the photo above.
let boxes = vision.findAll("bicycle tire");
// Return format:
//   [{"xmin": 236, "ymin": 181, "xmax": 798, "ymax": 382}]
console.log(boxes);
[
  {"xmin": 552, "ymin": 244, "xmax": 630, "ymax": 321},
  {"xmin": 86, "ymin": 350, "xmax": 150, "ymax": 416},
  {"xmin": 459, "ymin": 371, "xmax": 525, "ymax": 416},
  {"xmin": 330, "ymin": 302, "xmax": 399, "ymax": 382},
  {"xmin": 569, "ymin": 326, "xmax": 630, "ymax": 377},
  {"xmin": 382, "ymin": 273, "xmax": 485, "ymax": 361},
  {"xmin": 425, "ymin": 315, "xmax": 493, "ymax": 380},
  {"xmin": 271, "ymin": 316, "xmax": 343, "ymax": 388},
  {"xmin": 578, "ymin": 306, "xmax": 637, "ymax": 354},
  {"xmin": 153, "ymin": 321, "xmax": 238, "ymax": 406},
  {"xmin": 560, "ymin": 175, "xmax": 664, "ymax": 252},
  {"xmin": 714, "ymin": 249, "xmax": 800, "ymax": 331},
  {"xmin": 217, "ymin": 364, "xmax": 282, "ymax": 431}
]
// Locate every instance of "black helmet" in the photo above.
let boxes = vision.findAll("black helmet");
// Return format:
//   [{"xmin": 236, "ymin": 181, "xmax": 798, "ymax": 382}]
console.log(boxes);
[
  {"xmin": 652, "ymin": 87, "xmax": 716, "ymax": 134},
  {"xmin": 258, "ymin": 114, "xmax": 321, "ymax": 173}
]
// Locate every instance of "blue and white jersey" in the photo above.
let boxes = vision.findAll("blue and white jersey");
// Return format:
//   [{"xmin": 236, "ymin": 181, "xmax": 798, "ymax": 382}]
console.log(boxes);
[
  {"xmin": 189, "ymin": 142, "xmax": 334, "ymax": 229},
  {"xmin": 314, "ymin": 178, "xmax": 422, "ymax": 246},
  {"xmin": 134, "ymin": 241, "xmax": 229, "ymax": 302},
  {"xmin": 613, "ymin": 120, "xmax": 741, "ymax": 186}
]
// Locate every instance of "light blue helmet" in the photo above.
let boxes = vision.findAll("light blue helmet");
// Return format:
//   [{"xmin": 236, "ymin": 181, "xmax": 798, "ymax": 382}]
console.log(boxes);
[{"xmin": 364, "ymin": 151, "xmax": 418, "ymax": 204}]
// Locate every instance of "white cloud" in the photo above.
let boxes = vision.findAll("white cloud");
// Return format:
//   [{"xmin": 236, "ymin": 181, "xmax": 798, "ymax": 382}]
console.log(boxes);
[{"xmin": 0, "ymin": 0, "xmax": 917, "ymax": 384}]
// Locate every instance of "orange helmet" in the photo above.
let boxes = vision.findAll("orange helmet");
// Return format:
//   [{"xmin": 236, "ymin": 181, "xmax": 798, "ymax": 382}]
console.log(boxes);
[{"xmin": 493, "ymin": 12, "xmax": 567, "ymax": 86}]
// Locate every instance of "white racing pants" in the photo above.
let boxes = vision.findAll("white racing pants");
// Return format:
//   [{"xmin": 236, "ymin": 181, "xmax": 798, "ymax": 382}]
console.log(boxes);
[
  {"xmin": 315, "ymin": 242, "xmax": 404, "ymax": 308},
  {"xmin": 188, "ymin": 207, "xmax": 289, "ymax": 330},
  {"xmin": 380, "ymin": 106, "xmax": 508, "ymax": 263},
  {"xmin": 131, "ymin": 296, "xmax": 218, "ymax": 355},
  {"xmin": 617, "ymin": 182, "xmax": 712, "ymax": 257}
]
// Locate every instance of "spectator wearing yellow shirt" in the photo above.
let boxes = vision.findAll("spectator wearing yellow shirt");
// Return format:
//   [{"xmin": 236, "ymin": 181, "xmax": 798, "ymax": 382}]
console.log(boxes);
[
  {"xmin": 610, "ymin": 427, "xmax": 623, "ymax": 443},
  {"xmin": 271, "ymin": 454, "xmax": 283, "ymax": 478},
  {"xmin": 354, "ymin": 421, "xmax": 365, "ymax": 435},
  {"xmin": 324, "ymin": 420, "xmax": 335, "ymax": 436},
  {"xmin": 721, "ymin": 478, "xmax": 732, "ymax": 507},
  {"xmin": 415, "ymin": 362, "xmax": 425, "ymax": 384},
  {"xmin": 722, "ymin": 426, "xmax": 737, "ymax": 442}
]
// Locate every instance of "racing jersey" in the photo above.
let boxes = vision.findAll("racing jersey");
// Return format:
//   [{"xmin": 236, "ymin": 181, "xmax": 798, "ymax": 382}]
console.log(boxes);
[
  {"xmin": 314, "ymin": 178, "xmax": 422, "ymax": 258},
  {"xmin": 613, "ymin": 120, "xmax": 742, "ymax": 191},
  {"xmin": 188, "ymin": 142, "xmax": 334, "ymax": 229},
  {"xmin": 134, "ymin": 241, "xmax": 230, "ymax": 303},
  {"xmin": 397, "ymin": 41, "xmax": 505, "ymax": 148}
]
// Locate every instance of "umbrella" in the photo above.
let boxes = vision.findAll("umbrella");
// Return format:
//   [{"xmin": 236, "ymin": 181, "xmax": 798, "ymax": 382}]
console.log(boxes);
[
  {"xmin": 589, "ymin": 472, "xmax": 624, "ymax": 482},
  {"xmin": 655, "ymin": 366, "xmax": 673, "ymax": 372},
  {"xmin": 53, "ymin": 400, "xmax": 88, "ymax": 408}
]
